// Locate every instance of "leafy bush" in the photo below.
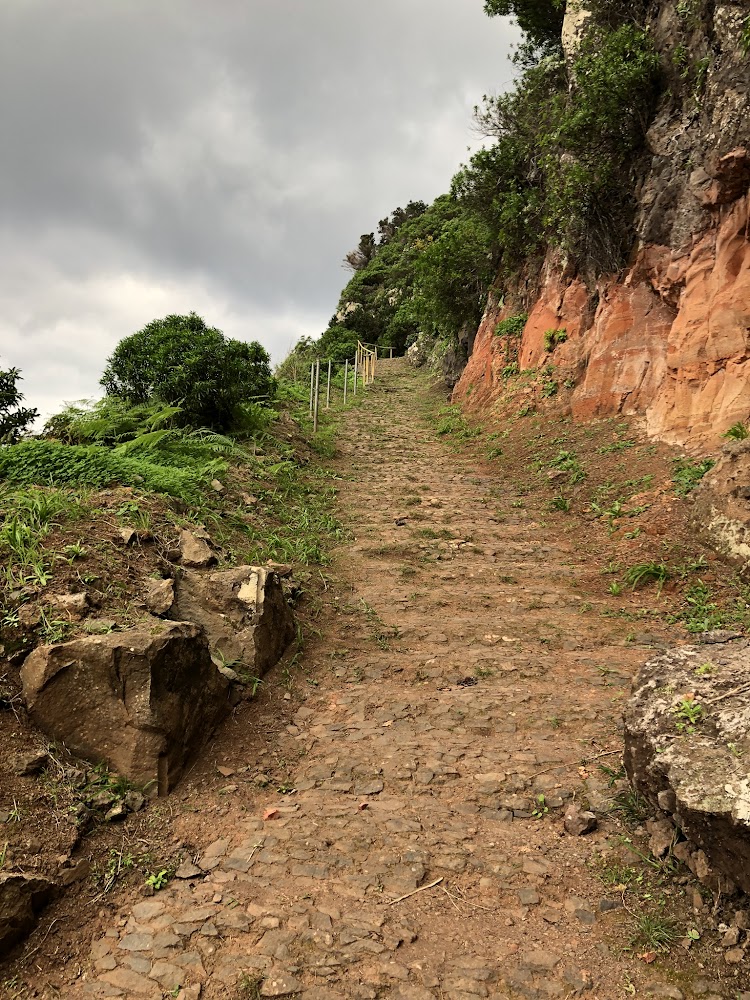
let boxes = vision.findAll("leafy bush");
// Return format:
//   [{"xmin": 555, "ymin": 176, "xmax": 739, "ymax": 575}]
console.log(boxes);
[
  {"xmin": 543, "ymin": 328, "xmax": 567, "ymax": 352},
  {"xmin": 723, "ymin": 421, "xmax": 749, "ymax": 441},
  {"xmin": 0, "ymin": 366, "xmax": 38, "ymax": 443},
  {"xmin": 101, "ymin": 313, "xmax": 274, "ymax": 431},
  {"xmin": 483, "ymin": 0, "xmax": 565, "ymax": 52},
  {"xmin": 672, "ymin": 457, "xmax": 714, "ymax": 497},
  {"xmin": 457, "ymin": 23, "xmax": 659, "ymax": 274},
  {"xmin": 45, "ymin": 398, "xmax": 182, "ymax": 446},
  {"xmin": 495, "ymin": 313, "xmax": 529, "ymax": 338}
]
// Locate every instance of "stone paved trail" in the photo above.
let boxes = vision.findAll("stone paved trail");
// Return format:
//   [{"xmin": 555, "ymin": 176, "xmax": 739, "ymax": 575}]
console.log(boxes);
[{"xmin": 76, "ymin": 361, "xmax": 699, "ymax": 1000}]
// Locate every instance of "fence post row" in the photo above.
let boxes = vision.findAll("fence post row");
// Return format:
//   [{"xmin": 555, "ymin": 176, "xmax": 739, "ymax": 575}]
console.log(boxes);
[{"xmin": 305, "ymin": 340, "xmax": 384, "ymax": 431}]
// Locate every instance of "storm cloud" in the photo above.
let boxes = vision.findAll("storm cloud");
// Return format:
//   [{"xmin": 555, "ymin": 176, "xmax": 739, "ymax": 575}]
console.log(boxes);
[{"xmin": 0, "ymin": 1, "xmax": 519, "ymax": 419}]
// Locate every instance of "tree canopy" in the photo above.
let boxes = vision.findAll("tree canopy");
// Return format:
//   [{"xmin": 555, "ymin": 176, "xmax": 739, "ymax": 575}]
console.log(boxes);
[
  {"xmin": 483, "ymin": 0, "xmax": 565, "ymax": 49},
  {"xmin": 101, "ymin": 313, "xmax": 274, "ymax": 431},
  {"xmin": 0, "ymin": 366, "xmax": 38, "ymax": 443}
]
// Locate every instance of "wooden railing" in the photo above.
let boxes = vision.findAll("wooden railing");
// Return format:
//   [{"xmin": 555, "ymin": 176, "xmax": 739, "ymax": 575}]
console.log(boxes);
[{"xmin": 307, "ymin": 342, "xmax": 392, "ymax": 432}]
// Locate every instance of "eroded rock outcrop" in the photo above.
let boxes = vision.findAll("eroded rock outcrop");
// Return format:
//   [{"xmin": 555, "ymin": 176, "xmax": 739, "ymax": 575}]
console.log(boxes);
[
  {"xmin": 20, "ymin": 622, "xmax": 231, "ymax": 793},
  {"xmin": 624, "ymin": 638, "xmax": 750, "ymax": 893},
  {"xmin": 693, "ymin": 440, "xmax": 750, "ymax": 568},
  {"xmin": 170, "ymin": 565, "xmax": 295, "ymax": 677},
  {"xmin": 0, "ymin": 873, "xmax": 55, "ymax": 957},
  {"xmin": 455, "ymin": 182, "xmax": 750, "ymax": 452}
]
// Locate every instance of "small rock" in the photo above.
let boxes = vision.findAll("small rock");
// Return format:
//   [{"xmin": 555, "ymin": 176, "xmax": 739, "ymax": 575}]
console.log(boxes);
[
  {"xmin": 722, "ymin": 926, "xmax": 741, "ymax": 947},
  {"xmin": 564, "ymin": 803, "xmax": 597, "ymax": 836},
  {"xmin": 124, "ymin": 791, "xmax": 145, "ymax": 813},
  {"xmin": 179, "ymin": 529, "xmax": 216, "ymax": 568},
  {"xmin": 564, "ymin": 897, "xmax": 596, "ymax": 924},
  {"xmin": 260, "ymin": 970, "xmax": 303, "ymax": 996},
  {"xmin": 725, "ymin": 947, "xmax": 745, "ymax": 964},
  {"xmin": 59, "ymin": 860, "xmax": 91, "ymax": 886},
  {"xmin": 83, "ymin": 618, "xmax": 117, "ymax": 634},
  {"xmin": 657, "ymin": 789, "xmax": 677, "ymax": 813},
  {"xmin": 598, "ymin": 898, "xmax": 623, "ymax": 912},
  {"xmin": 646, "ymin": 986, "xmax": 684, "ymax": 1000},
  {"xmin": 143, "ymin": 577, "xmax": 174, "ymax": 616},
  {"xmin": 519, "ymin": 950, "xmax": 561, "ymax": 972},
  {"xmin": 14, "ymin": 750, "xmax": 50, "ymax": 776},
  {"xmin": 178, "ymin": 988, "xmax": 202, "ymax": 1000},
  {"xmin": 48, "ymin": 592, "xmax": 90, "ymax": 616},
  {"xmin": 104, "ymin": 802, "xmax": 128, "ymax": 823},
  {"xmin": 518, "ymin": 888, "xmax": 540, "ymax": 906},
  {"xmin": 210, "ymin": 479, "xmax": 225, "ymax": 493},
  {"xmin": 646, "ymin": 818, "xmax": 675, "ymax": 859},
  {"xmin": 175, "ymin": 860, "xmax": 202, "ymax": 880},
  {"xmin": 119, "ymin": 528, "xmax": 137, "ymax": 545}
]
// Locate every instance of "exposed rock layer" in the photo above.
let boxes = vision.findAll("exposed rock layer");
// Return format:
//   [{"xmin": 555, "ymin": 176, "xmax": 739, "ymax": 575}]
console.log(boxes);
[
  {"xmin": 455, "ymin": 182, "xmax": 750, "ymax": 452},
  {"xmin": 624, "ymin": 638, "xmax": 750, "ymax": 893},
  {"xmin": 454, "ymin": 0, "xmax": 750, "ymax": 453}
]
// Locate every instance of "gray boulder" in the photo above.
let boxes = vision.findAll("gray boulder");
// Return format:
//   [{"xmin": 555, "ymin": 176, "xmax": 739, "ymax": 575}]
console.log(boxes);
[
  {"xmin": 624, "ymin": 638, "xmax": 750, "ymax": 892},
  {"xmin": 21, "ymin": 622, "xmax": 230, "ymax": 793},
  {"xmin": 0, "ymin": 873, "xmax": 55, "ymax": 956},
  {"xmin": 170, "ymin": 566, "xmax": 295, "ymax": 677}
]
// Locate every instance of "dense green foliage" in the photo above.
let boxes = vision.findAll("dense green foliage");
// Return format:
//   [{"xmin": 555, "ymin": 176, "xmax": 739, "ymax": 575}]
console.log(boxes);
[
  {"xmin": 0, "ymin": 441, "xmax": 213, "ymax": 500},
  {"xmin": 284, "ymin": 8, "xmax": 660, "ymax": 372},
  {"xmin": 0, "ymin": 366, "xmax": 38, "ymax": 443},
  {"xmin": 483, "ymin": 0, "xmax": 564, "ymax": 51},
  {"xmin": 101, "ymin": 313, "xmax": 274, "ymax": 431},
  {"xmin": 460, "ymin": 23, "xmax": 660, "ymax": 274}
]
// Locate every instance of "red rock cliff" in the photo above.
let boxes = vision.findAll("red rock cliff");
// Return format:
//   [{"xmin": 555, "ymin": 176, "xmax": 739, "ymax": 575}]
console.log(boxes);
[{"xmin": 454, "ymin": 156, "xmax": 750, "ymax": 454}]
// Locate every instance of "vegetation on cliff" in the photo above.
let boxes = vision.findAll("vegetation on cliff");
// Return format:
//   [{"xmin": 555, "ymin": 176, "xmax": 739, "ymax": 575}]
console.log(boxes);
[{"xmin": 283, "ymin": 1, "xmax": 660, "ymax": 373}]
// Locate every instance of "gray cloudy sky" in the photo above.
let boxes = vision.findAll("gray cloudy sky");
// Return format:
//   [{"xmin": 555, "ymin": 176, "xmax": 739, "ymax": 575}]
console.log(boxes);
[{"xmin": 0, "ymin": 1, "xmax": 519, "ymax": 421}]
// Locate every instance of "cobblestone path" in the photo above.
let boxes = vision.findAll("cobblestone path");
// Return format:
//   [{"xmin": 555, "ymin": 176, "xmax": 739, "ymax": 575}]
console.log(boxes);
[{"xmin": 75, "ymin": 361, "xmax": 693, "ymax": 1000}]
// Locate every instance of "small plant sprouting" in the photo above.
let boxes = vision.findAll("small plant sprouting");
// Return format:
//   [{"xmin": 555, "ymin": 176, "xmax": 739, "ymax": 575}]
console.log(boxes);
[
  {"xmin": 609, "ymin": 582, "xmax": 623, "ymax": 596},
  {"xmin": 550, "ymin": 495, "xmax": 571, "ymax": 512},
  {"xmin": 614, "ymin": 788, "xmax": 649, "ymax": 822},
  {"xmin": 623, "ymin": 561, "xmax": 670, "ymax": 593},
  {"xmin": 674, "ymin": 696, "xmax": 703, "ymax": 733},
  {"xmin": 599, "ymin": 762, "xmax": 626, "ymax": 787},
  {"xmin": 672, "ymin": 456, "xmax": 714, "ymax": 497},
  {"xmin": 693, "ymin": 662, "xmax": 714, "ymax": 677},
  {"xmin": 632, "ymin": 913, "xmax": 678, "ymax": 952},
  {"xmin": 144, "ymin": 869, "xmax": 170, "ymax": 891},
  {"xmin": 532, "ymin": 794, "xmax": 549, "ymax": 819}
]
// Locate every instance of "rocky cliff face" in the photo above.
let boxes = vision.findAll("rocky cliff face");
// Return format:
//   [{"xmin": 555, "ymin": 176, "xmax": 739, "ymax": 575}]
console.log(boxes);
[{"xmin": 455, "ymin": 1, "xmax": 750, "ymax": 454}]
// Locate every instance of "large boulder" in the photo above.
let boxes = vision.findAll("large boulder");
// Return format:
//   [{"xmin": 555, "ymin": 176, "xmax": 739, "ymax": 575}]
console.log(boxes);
[
  {"xmin": 170, "ymin": 566, "xmax": 295, "ymax": 676},
  {"xmin": 21, "ymin": 622, "xmax": 230, "ymax": 793},
  {"xmin": 0, "ymin": 873, "xmax": 55, "ymax": 956},
  {"xmin": 624, "ymin": 637, "xmax": 750, "ymax": 893}
]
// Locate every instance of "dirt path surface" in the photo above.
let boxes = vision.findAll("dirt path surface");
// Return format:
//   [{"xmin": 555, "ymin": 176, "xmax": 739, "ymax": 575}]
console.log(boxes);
[{"xmin": 64, "ymin": 361, "xmax": 738, "ymax": 1000}]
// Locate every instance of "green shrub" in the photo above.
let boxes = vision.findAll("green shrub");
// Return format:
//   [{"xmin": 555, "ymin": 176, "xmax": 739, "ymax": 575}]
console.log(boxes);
[
  {"xmin": 101, "ymin": 313, "xmax": 274, "ymax": 431},
  {"xmin": 495, "ymin": 313, "xmax": 529, "ymax": 338},
  {"xmin": 723, "ymin": 421, "xmax": 749, "ymax": 441},
  {"xmin": 543, "ymin": 328, "xmax": 567, "ymax": 352},
  {"xmin": 672, "ymin": 457, "xmax": 714, "ymax": 497}
]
